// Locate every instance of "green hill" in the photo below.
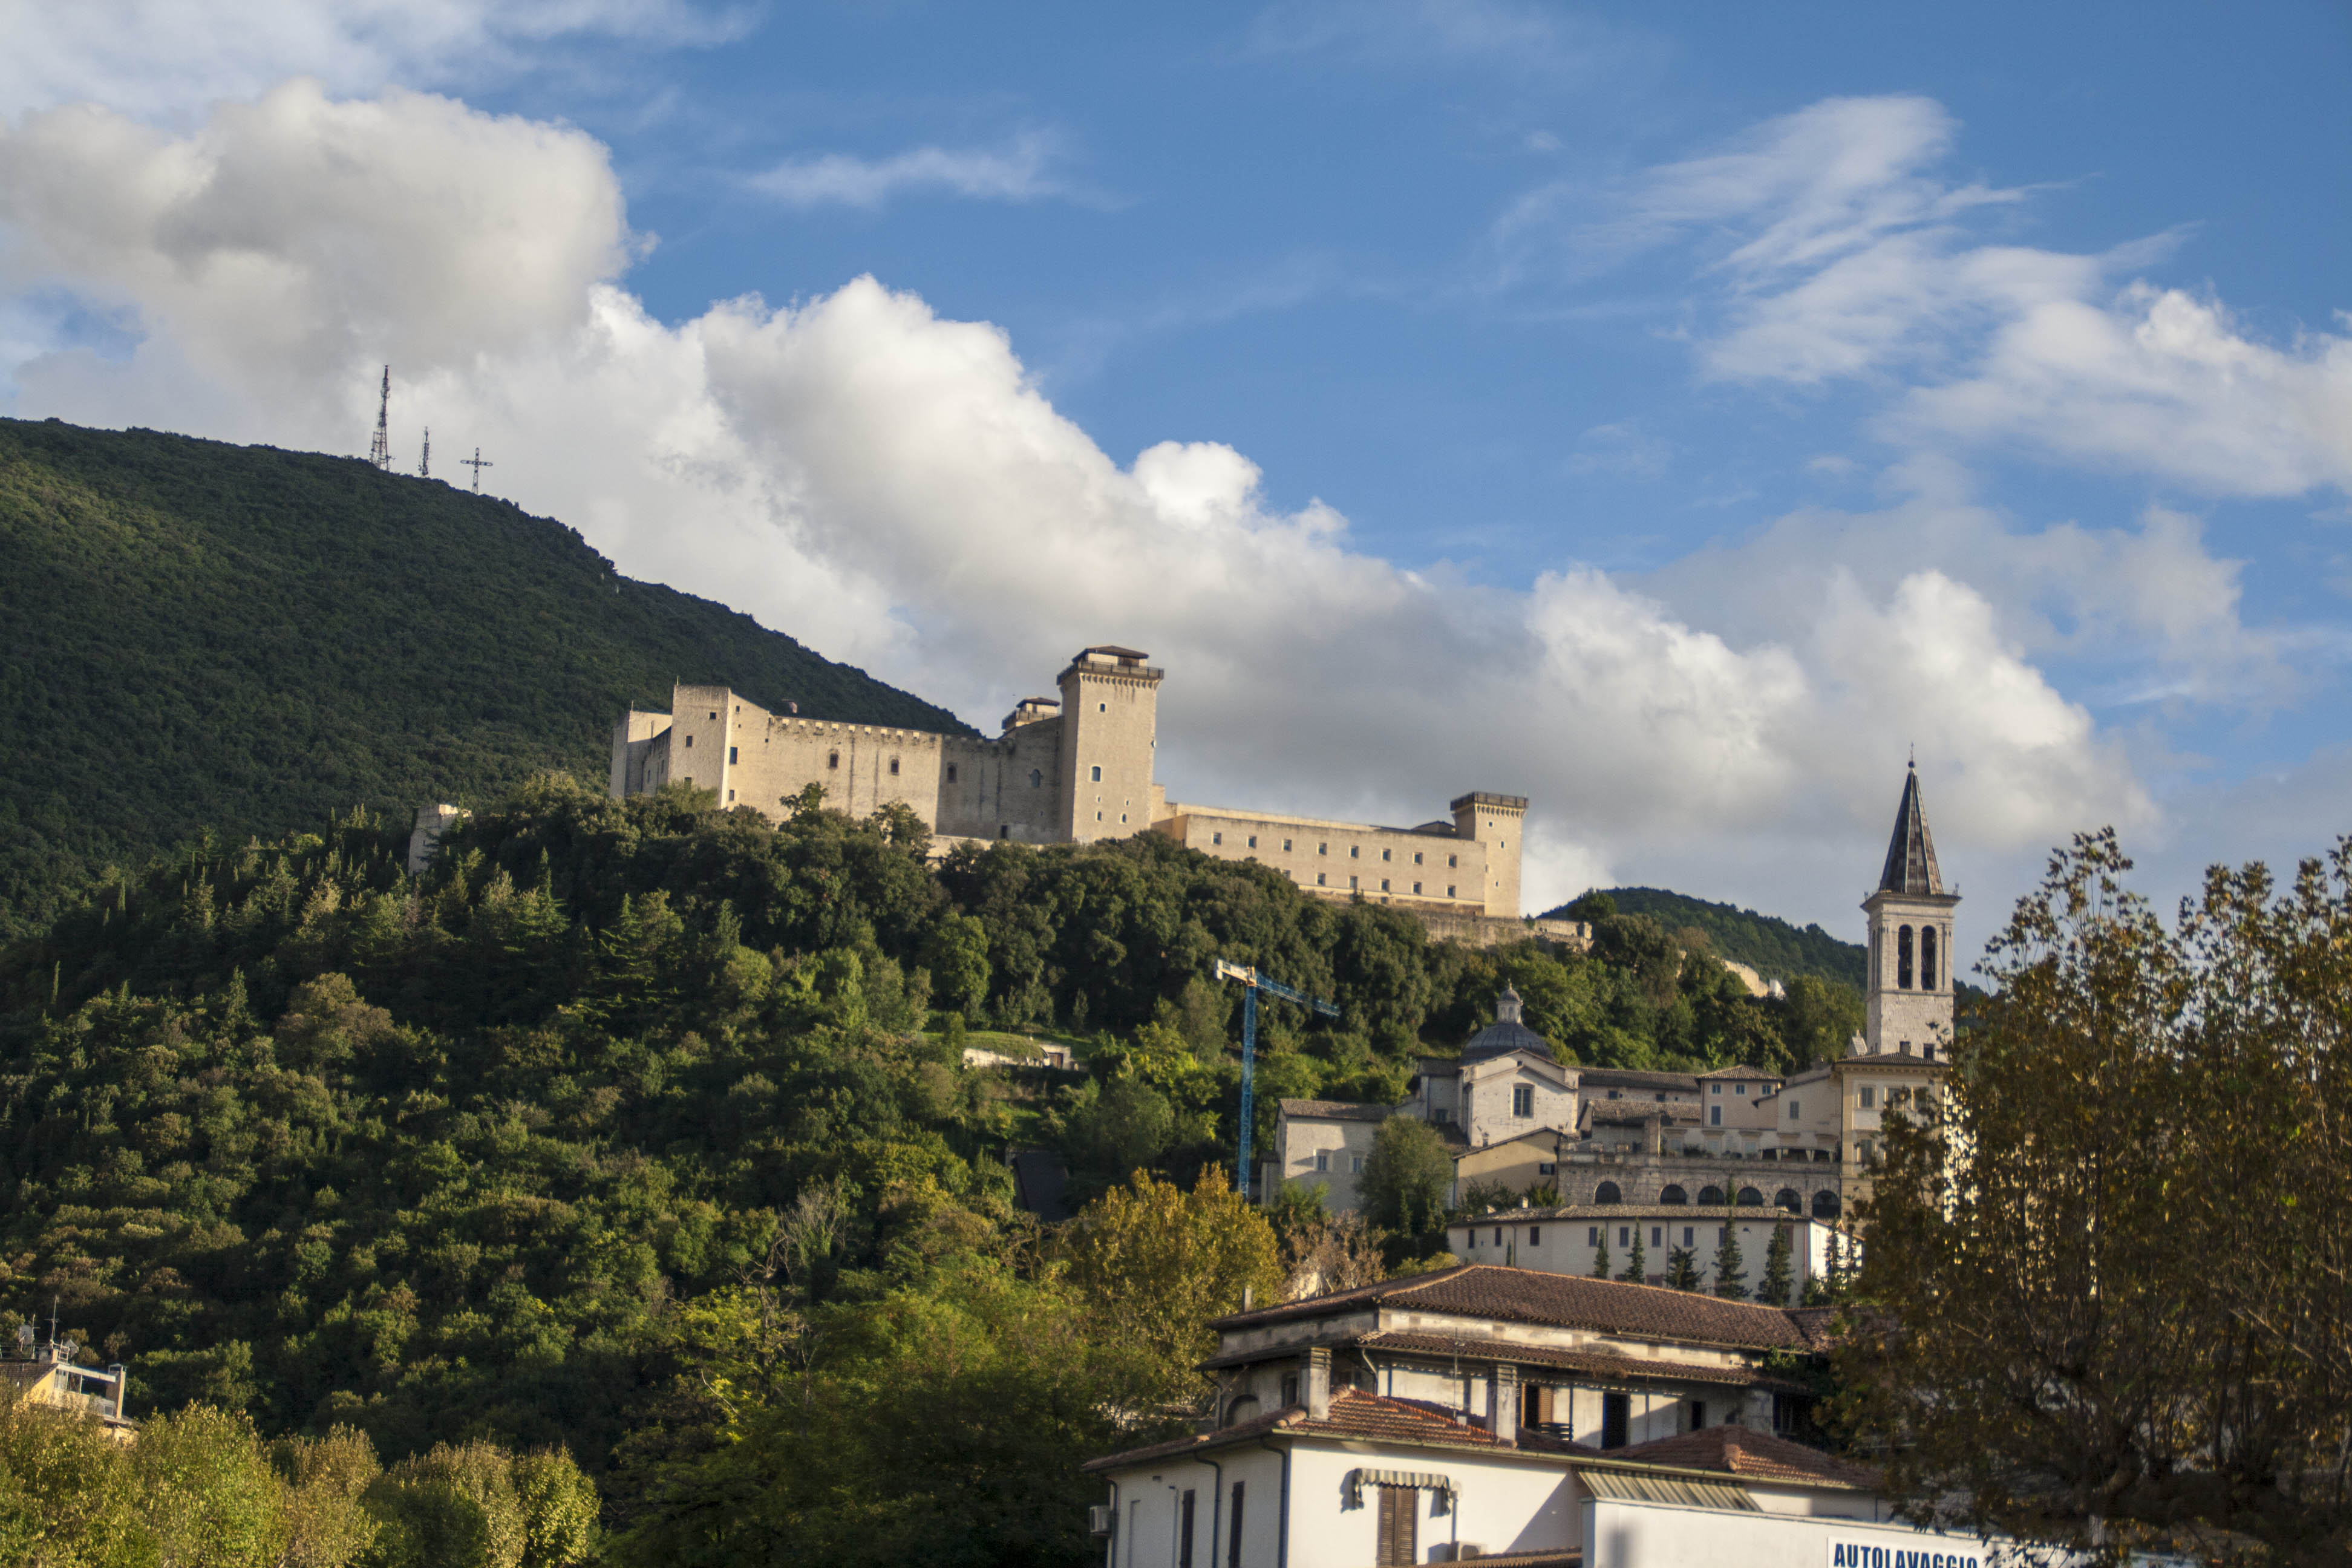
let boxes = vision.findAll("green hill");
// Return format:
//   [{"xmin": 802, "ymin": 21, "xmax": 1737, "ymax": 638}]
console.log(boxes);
[
  {"xmin": 1550, "ymin": 885, "xmax": 1868, "ymax": 990},
  {"xmin": 0, "ymin": 416, "xmax": 969, "ymax": 933}
]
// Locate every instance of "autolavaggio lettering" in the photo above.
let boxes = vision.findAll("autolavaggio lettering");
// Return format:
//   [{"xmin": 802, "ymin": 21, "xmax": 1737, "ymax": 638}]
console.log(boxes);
[{"xmin": 1831, "ymin": 1547, "xmax": 1978, "ymax": 1568}]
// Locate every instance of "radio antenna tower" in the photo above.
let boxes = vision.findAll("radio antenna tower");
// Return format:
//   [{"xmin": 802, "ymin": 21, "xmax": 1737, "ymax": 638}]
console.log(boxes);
[
  {"xmin": 368, "ymin": 366, "xmax": 392, "ymax": 468},
  {"xmin": 417, "ymin": 428, "xmax": 431, "ymax": 479},
  {"xmin": 461, "ymin": 447, "xmax": 494, "ymax": 494}
]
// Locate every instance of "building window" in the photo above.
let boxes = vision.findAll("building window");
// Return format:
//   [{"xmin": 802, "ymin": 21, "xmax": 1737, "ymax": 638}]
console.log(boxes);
[
  {"xmin": 1348, "ymin": 875, "xmax": 1358, "ymax": 889},
  {"xmin": 708, "ymin": 711, "xmax": 717, "ymax": 720},
  {"xmin": 1710, "ymin": 1105, "xmax": 1722, "ymax": 1126},
  {"xmin": 1319, "ymin": 842, "xmax": 1329, "ymax": 855},
  {"xmin": 727, "ymin": 745, "xmax": 737, "ymax": 764},
  {"xmin": 1098, "ymin": 702, "xmax": 1106, "ymax": 711},
  {"xmin": 1351, "ymin": 1154, "xmax": 1364, "ymax": 1174},
  {"xmin": 1381, "ymin": 848, "xmax": 1391, "ymax": 861},
  {"xmin": 1091, "ymin": 765, "xmax": 1102, "ymax": 782},
  {"xmin": 727, "ymin": 789, "xmax": 735, "ymax": 802},
  {"xmin": 1413, "ymin": 852, "xmax": 1424, "ymax": 864},
  {"xmin": 1350, "ymin": 845, "xmax": 1360, "ymax": 858},
  {"xmin": 1683, "ymin": 1226, "xmax": 1695, "ymax": 1247},
  {"xmin": 1617, "ymin": 1226, "xmax": 1630, "ymax": 1247},
  {"xmin": 1688, "ymin": 1400, "xmax": 1707, "ymax": 1432},
  {"xmin": 1467, "ymin": 1227, "xmax": 1478, "ymax": 1249},
  {"xmin": 1180, "ymin": 1491, "xmax": 1196, "ymax": 1568},
  {"xmin": 1595, "ymin": 1181, "xmax": 1621, "ymax": 1204},
  {"xmin": 1316, "ymin": 873, "xmax": 1327, "ymax": 886},
  {"xmin": 1587, "ymin": 1226, "xmax": 1600, "ymax": 1245},
  {"xmin": 1601, "ymin": 1392, "xmax": 1630, "ymax": 1449},
  {"xmin": 1212, "ymin": 832, "xmax": 1223, "ymax": 846},
  {"xmin": 1659, "ymin": 1185, "xmax": 1686, "ymax": 1204},
  {"xmin": 1380, "ymin": 878, "xmax": 1391, "ymax": 892},
  {"xmin": 1922, "ymin": 926, "xmax": 1939, "ymax": 990},
  {"xmin": 1494, "ymin": 1227, "xmax": 1504, "ymax": 1246},
  {"xmin": 888, "ymin": 757, "xmax": 900, "ymax": 776},
  {"xmin": 1788, "ymin": 1100, "xmax": 1800, "ymax": 1120},
  {"xmin": 1736, "ymin": 1083, "xmax": 1748, "ymax": 1095},
  {"xmin": 684, "ymin": 734, "xmax": 694, "ymax": 748},
  {"xmin": 1028, "ymin": 769, "xmax": 1042, "ymax": 788},
  {"xmin": 1529, "ymin": 1226, "xmax": 1541, "ymax": 1245},
  {"xmin": 827, "ymin": 751, "xmax": 839, "ymax": 769},
  {"xmin": 1512, "ymin": 1085, "xmax": 1533, "ymax": 1117},
  {"xmin": 1651, "ymin": 1226, "xmax": 1663, "ymax": 1247},
  {"xmin": 1860, "ymin": 1087, "xmax": 1876, "ymax": 1109},
  {"xmin": 1282, "ymin": 838, "xmax": 1293, "ymax": 851},
  {"xmin": 946, "ymin": 763, "xmax": 958, "ymax": 783},
  {"xmin": 1229, "ymin": 1485, "xmax": 1245, "ymax": 1568},
  {"xmin": 1446, "ymin": 885, "xmax": 1457, "ymax": 898},
  {"xmin": 1537, "ymin": 1161, "xmax": 1555, "ymax": 1176},
  {"xmin": 1413, "ymin": 882, "xmax": 1422, "ymax": 894},
  {"xmin": 1711, "ymin": 1083, "xmax": 1722, "ymax": 1095},
  {"xmin": 1898, "ymin": 924, "xmax": 1915, "ymax": 988},
  {"xmin": 1316, "ymin": 1149, "xmax": 1330, "ymax": 1172},
  {"xmin": 1247, "ymin": 835, "xmax": 1258, "ymax": 848},
  {"xmin": 1281, "ymin": 1373, "xmax": 1299, "ymax": 1406},
  {"xmin": 1431, "ymin": 1107, "xmax": 1451, "ymax": 1124},
  {"xmin": 1448, "ymin": 854, "xmax": 1458, "ymax": 867}
]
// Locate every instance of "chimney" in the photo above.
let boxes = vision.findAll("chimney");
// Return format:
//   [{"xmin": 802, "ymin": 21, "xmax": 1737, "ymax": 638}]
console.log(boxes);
[
  {"xmin": 1489, "ymin": 1364, "xmax": 1520, "ymax": 1446},
  {"xmin": 1302, "ymin": 1346, "xmax": 1331, "ymax": 1420}
]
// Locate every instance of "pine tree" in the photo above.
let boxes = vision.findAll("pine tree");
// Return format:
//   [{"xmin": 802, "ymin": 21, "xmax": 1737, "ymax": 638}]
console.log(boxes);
[
  {"xmin": 1616, "ymin": 1224, "xmax": 1647, "ymax": 1284},
  {"xmin": 1759, "ymin": 1221, "xmax": 1795, "ymax": 1307},
  {"xmin": 1590, "ymin": 1228, "xmax": 1611, "ymax": 1280},
  {"xmin": 1711, "ymin": 1213, "xmax": 1749, "ymax": 1300},
  {"xmin": 1665, "ymin": 1246, "xmax": 1703, "ymax": 1292}
]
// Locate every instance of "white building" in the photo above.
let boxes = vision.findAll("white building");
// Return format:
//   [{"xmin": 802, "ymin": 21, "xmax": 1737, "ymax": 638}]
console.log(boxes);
[
  {"xmin": 1449, "ymin": 1206, "xmax": 1839, "ymax": 1300},
  {"xmin": 1083, "ymin": 1263, "xmax": 1994, "ymax": 1568}
]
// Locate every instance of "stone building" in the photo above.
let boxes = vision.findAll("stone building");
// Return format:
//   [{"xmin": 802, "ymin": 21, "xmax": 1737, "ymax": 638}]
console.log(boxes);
[
  {"xmin": 1270, "ymin": 765, "xmax": 1957, "ymax": 1221},
  {"xmin": 609, "ymin": 644, "xmax": 1535, "ymax": 922}
]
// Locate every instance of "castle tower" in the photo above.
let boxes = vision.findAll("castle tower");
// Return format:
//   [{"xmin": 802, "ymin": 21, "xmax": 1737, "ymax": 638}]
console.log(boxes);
[
  {"xmin": 1056, "ymin": 646, "xmax": 1163, "ymax": 844},
  {"xmin": 1861, "ymin": 763, "xmax": 1959, "ymax": 1058},
  {"xmin": 1452, "ymin": 792, "xmax": 1529, "ymax": 919}
]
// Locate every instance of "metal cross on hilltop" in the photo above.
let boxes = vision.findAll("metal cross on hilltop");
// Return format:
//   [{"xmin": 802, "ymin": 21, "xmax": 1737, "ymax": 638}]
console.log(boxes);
[{"xmin": 460, "ymin": 448, "xmax": 494, "ymax": 493}]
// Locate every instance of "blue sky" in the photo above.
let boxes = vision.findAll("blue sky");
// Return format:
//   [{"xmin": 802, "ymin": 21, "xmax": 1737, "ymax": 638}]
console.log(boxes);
[{"xmin": 1, "ymin": 0, "xmax": 2347, "ymax": 944}]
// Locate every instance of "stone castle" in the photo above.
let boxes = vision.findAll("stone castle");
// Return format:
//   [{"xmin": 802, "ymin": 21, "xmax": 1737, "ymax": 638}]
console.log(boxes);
[
  {"xmin": 1274, "ymin": 764, "xmax": 1958, "ymax": 1224},
  {"xmin": 609, "ymin": 644, "xmax": 1553, "ymax": 931}
]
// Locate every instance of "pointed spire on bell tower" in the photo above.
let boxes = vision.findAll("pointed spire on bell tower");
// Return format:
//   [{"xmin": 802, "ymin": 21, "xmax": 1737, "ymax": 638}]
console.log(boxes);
[{"xmin": 1876, "ymin": 760, "xmax": 1944, "ymax": 897}]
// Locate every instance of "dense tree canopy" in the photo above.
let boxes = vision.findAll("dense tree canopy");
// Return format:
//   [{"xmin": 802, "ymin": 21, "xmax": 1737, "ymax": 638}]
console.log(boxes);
[{"xmin": 1839, "ymin": 832, "xmax": 2352, "ymax": 1564}]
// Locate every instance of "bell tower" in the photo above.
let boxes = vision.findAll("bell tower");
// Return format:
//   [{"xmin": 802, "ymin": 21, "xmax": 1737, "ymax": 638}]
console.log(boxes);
[{"xmin": 1861, "ymin": 763, "xmax": 1959, "ymax": 1059}]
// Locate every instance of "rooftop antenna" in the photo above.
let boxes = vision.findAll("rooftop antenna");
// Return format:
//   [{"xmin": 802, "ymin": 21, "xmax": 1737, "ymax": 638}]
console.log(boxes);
[
  {"xmin": 417, "ymin": 427, "xmax": 431, "ymax": 479},
  {"xmin": 368, "ymin": 366, "xmax": 392, "ymax": 469},
  {"xmin": 461, "ymin": 447, "xmax": 493, "ymax": 494}
]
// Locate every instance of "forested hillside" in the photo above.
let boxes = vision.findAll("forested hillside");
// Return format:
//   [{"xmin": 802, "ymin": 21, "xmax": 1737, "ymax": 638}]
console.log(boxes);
[
  {"xmin": 0, "ymin": 417, "xmax": 966, "ymax": 938},
  {"xmin": 0, "ymin": 776, "xmax": 1865, "ymax": 1563},
  {"xmin": 1559, "ymin": 886, "xmax": 1869, "ymax": 990}
]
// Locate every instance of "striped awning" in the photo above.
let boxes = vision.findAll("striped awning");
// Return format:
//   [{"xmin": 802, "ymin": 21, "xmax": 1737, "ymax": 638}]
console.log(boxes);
[
  {"xmin": 1575, "ymin": 1467, "xmax": 1757, "ymax": 1512},
  {"xmin": 1345, "ymin": 1468, "xmax": 1459, "ymax": 1508}
]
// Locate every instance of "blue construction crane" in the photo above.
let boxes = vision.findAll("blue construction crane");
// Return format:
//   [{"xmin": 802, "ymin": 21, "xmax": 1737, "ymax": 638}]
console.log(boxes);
[{"xmin": 1214, "ymin": 958, "xmax": 1340, "ymax": 1200}]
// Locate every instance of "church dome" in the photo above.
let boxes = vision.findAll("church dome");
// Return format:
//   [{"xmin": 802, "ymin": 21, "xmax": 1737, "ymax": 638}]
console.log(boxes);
[{"xmin": 1462, "ymin": 985, "xmax": 1550, "ymax": 1062}]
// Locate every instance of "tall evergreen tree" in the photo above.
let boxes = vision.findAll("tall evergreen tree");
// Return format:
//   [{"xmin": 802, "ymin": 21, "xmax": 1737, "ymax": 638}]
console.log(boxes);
[
  {"xmin": 1615, "ymin": 1224, "xmax": 1647, "ymax": 1284},
  {"xmin": 1759, "ymin": 1220, "xmax": 1795, "ymax": 1307},
  {"xmin": 1665, "ymin": 1245, "xmax": 1703, "ymax": 1292},
  {"xmin": 1590, "ymin": 1227, "xmax": 1611, "ymax": 1280},
  {"xmin": 1710, "ymin": 1212, "xmax": 1749, "ymax": 1300}
]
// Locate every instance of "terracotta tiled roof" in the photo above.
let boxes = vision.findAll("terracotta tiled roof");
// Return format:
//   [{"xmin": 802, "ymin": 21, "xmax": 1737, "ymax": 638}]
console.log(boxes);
[
  {"xmin": 1696, "ymin": 1065, "xmax": 1782, "ymax": 1080},
  {"xmin": 1606, "ymin": 1425, "xmax": 1878, "ymax": 1489},
  {"xmin": 1575, "ymin": 1068, "xmax": 1700, "ymax": 1093},
  {"xmin": 1278, "ymin": 1099, "xmax": 1395, "ymax": 1123},
  {"xmin": 1209, "ymin": 1265, "xmax": 1812, "ymax": 1352},
  {"xmin": 1350, "ymin": 1331, "xmax": 1811, "ymax": 1392},
  {"xmin": 1450, "ymin": 1203, "xmax": 1809, "ymax": 1223},
  {"xmin": 1783, "ymin": 1306, "xmax": 1844, "ymax": 1350},
  {"xmin": 1082, "ymin": 1389, "xmax": 1496, "ymax": 1472}
]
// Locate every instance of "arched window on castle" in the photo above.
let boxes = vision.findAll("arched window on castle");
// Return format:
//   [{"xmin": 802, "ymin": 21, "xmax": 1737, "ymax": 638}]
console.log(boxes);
[
  {"xmin": 1028, "ymin": 769, "xmax": 1042, "ymax": 788},
  {"xmin": 1897, "ymin": 924, "xmax": 1915, "ymax": 989},
  {"xmin": 1593, "ymin": 1181, "xmax": 1622, "ymax": 1205},
  {"xmin": 1921, "ymin": 926, "xmax": 1938, "ymax": 990}
]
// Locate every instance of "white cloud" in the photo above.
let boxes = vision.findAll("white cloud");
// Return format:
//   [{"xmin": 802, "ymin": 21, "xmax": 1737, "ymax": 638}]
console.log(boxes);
[
  {"xmin": 0, "ymin": 0, "xmax": 739, "ymax": 121},
  {"xmin": 0, "ymin": 81, "xmax": 2158, "ymax": 929},
  {"xmin": 1506, "ymin": 94, "xmax": 2352, "ymax": 499},
  {"xmin": 744, "ymin": 132, "xmax": 1071, "ymax": 211}
]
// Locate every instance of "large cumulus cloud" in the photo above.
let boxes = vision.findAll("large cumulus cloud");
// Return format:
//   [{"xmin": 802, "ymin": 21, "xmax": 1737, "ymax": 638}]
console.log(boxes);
[{"xmin": 0, "ymin": 82, "xmax": 2167, "ymax": 927}]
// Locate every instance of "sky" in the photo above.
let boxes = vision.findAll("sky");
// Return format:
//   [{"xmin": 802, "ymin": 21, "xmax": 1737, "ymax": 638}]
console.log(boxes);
[{"xmin": 1, "ymin": 0, "xmax": 2347, "ymax": 962}]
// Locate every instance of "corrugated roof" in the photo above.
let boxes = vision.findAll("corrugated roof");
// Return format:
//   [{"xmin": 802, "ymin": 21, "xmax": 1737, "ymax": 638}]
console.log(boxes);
[
  {"xmin": 1576, "ymin": 1466, "xmax": 1758, "ymax": 1511},
  {"xmin": 1207, "ymin": 1265, "xmax": 1813, "ymax": 1351}
]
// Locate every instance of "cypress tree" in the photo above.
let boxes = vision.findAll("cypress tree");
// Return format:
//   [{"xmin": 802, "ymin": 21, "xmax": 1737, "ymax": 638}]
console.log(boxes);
[
  {"xmin": 1711, "ymin": 1212, "xmax": 1749, "ymax": 1300},
  {"xmin": 1665, "ymin": 1245, "xmax": 1703, "ymax": 1292},
  {"xmin": 1616, "ymin": 1224, "xmax": 1647, "ymax": 1284},
  {"xmin": 1590, "ymin": 1227, "xmax": 1611, "ymax": 1280},
  {"xmin": 1759, "ymin": 1220, "xmax": 1795, "ymax": 1307}
]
